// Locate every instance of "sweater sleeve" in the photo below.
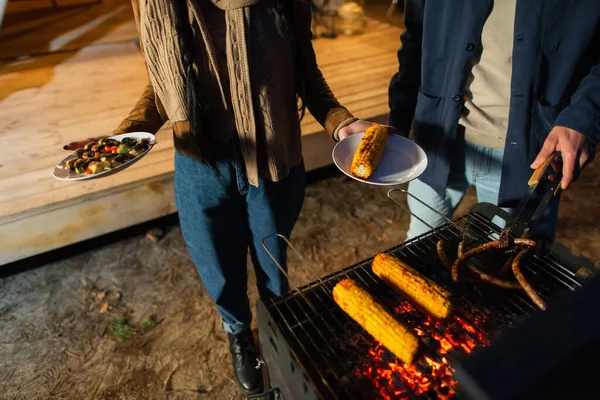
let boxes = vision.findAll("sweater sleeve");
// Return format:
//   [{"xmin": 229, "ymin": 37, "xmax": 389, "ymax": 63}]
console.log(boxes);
[
  {"xmin": 113, "ymin": 0, "xmax": 165, "ymax": 135},
  {"xmin": 293, "ymin": 1, "xmax": 357, "ymax": 141},
  {"xmin": 113, "ymin": 83, "xmax": 165, "ymax": 135}
]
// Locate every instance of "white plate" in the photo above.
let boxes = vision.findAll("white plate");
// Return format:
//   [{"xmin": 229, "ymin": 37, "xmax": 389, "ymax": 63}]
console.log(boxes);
[
  {"xmin": 52, "ymin": 132, "xmax": 156, "ymax": 181},
  {"xmin": 332, "ymin": 132, "xmax": 428, "ymax": 186}
]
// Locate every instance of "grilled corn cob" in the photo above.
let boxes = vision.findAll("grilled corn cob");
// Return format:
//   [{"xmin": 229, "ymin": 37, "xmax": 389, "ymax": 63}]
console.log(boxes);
[
  {"xmin": 351, "ymin": 124, "xmax": 388, "ymax": 179},
  {"xmin": 373, "ymin": 253, "xmax": 453, "ymax": 319},
  {"xmin": 333, "ymin": 278, "xmax": 419, "ymax": 364}
]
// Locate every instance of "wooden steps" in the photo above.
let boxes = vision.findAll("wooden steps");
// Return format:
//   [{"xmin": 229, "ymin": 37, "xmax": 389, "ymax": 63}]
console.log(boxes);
[{"xmin": 0, "ymin": 5, "xmax": 403, "ymax": 265}]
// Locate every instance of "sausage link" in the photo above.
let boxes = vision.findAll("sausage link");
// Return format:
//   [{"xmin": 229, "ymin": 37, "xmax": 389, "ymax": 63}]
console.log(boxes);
[
  {"xmin": 437, "ymin": 240, "xmax": 452, "ymax": 271},
  {"xmin": 493, "ymin": 257, "xmax": 514, "ymax": 277},
  {"xmin": 451, "ymin": 240, "xmax": 533, "ymax": 289},
  {"xmin": 451, "ymin": 238, "xmax": 537, "ymax": 282},
  {"xmin": 512, "ymin": 249, "xmax": 547, "ymax": 311},
  {"xmin": 514, "ymin": 238, "xmax": 537, "ymax": 247},
  {"xmin": 466, "ymin": 265, "xmax": 522, "ymax": 289},
  {"xmin": 438, "ymin": 240, "xmax": 480, "ymax": 283},
  {"xmin": 451, "ymin": 240, "xmax": 502, "ymax": 282}
]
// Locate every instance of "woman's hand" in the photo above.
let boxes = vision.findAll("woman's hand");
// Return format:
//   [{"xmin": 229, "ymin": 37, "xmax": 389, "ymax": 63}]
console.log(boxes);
[
  {"xmin": 338, "ymin": 120, "xmax": 404, "ymax": 140},
  {"xmin": 63, "ymin": 136, "xmax": 108, "ymax": 151}
]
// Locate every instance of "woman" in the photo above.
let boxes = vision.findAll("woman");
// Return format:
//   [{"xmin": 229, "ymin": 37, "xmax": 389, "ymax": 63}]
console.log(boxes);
[{"xmin": 111, "ymin": 0, "xmax": 370, "ymax": 395}]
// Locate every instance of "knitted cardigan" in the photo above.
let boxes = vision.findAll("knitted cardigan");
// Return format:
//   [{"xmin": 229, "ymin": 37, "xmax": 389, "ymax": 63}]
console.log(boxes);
[{"xmin": 114, "ymin": 0, "xmax": 357, "ymax": 185}]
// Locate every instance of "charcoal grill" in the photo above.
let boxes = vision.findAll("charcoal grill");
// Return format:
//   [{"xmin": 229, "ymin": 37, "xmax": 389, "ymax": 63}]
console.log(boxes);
[{"xmin": 256, "ymin": 190, "xmax": 596, "ymax": 400}]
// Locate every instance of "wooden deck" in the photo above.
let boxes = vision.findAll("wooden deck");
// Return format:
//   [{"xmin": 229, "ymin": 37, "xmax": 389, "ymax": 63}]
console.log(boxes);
[{"xmin": 0, "ymin": 1, "xmax": 403, "ymax": 265}]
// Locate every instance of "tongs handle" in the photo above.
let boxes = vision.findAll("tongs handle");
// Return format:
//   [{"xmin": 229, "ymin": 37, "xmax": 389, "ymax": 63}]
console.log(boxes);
[{"xmin": 528, "ymin": 152, "xmax": 555, "ymax": 186}]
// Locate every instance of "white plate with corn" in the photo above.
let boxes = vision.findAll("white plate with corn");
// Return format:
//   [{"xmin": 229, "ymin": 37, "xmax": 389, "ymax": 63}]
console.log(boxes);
[{"xmin": 333, "ymin": 125, "xmax": 427, "ymax": 185}]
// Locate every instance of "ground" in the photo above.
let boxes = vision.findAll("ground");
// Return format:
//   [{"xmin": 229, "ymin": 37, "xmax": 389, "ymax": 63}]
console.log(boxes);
[{"xmin": 1, "ymin": 162, "xmax": 599, "ymax": 400}]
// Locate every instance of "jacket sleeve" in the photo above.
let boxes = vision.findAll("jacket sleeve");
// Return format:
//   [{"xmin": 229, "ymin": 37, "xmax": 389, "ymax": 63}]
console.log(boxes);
[
  {"xmin": 113, "ymin": 0, "xmax": 165, "ymax": 135},
  {"xmin": 554, "ymin": 63, "xmax": 600, "ymax": 146},
  {"xmin": 388, "ymin": 0, "xmax": 425, "ymax": 134},
  {"xmin": 294, "ymin": 1, "xmax": 357, "ymax": 141}
]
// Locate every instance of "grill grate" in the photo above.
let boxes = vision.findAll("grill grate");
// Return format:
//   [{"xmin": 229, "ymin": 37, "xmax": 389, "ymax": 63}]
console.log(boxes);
[{"xmin": 261, "ymin": 206, "xmax": 584, "ymax": 400}]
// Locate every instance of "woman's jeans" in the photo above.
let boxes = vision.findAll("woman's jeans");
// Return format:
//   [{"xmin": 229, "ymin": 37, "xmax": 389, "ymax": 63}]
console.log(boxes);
[
  {"xmin": 407, "ymin": 141, "xmax": 560, "ymax": 242},
  {"xmin": 174, "ymin": 145, "xmax": 305, "ymax": 334}
]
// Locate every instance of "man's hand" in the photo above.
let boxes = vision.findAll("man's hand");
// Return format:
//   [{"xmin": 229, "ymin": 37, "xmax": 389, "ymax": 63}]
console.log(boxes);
[
  {"xmin": 530, "ymin": 126, "xmax": 594, "ymax": 189},
  {"xmin": 63, "ymin": 136, "xmax": 108, "ymax": 151},
  {"xmin": 338, "ymin": 120, "xmax": 404, "ymax": 141}
]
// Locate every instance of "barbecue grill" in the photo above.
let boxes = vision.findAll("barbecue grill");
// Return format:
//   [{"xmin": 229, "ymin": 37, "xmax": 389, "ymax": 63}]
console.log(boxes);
[{"xmin": 256, "ymin": 190, "xmax": 598, "ymax": 400}]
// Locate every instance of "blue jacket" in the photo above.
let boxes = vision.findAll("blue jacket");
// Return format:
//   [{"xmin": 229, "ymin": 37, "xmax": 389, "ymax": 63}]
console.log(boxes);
[{"xmin": 389, "ymin": 0, "xmax": 600, "ymax": 206}]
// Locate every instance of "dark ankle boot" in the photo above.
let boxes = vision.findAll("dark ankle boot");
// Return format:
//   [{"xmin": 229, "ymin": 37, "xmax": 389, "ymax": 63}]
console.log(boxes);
[{"xmin": 227, "ymin": 329, "xmax": 264, "ymax": 395}]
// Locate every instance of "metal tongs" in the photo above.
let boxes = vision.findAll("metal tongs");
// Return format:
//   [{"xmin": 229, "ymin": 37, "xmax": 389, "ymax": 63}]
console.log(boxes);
[{"xmin": 499, "ymin": 153, "xmax": 562, "ymax": 248}]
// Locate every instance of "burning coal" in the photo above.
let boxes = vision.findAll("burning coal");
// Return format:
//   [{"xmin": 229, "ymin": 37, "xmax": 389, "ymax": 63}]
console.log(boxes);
[{"xmin": 354, "ymin": 301, "xmax": 490, "ymax": 399}]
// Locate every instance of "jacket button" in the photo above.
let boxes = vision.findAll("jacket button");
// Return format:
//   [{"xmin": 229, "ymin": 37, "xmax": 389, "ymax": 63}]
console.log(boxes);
[
  {"xmin": 453, "ymin": 94, "xmax": 462, "ymax": 102},
  {"xmin": 465, "ymin": 42, "xmax": 476, "ymax": 52}
]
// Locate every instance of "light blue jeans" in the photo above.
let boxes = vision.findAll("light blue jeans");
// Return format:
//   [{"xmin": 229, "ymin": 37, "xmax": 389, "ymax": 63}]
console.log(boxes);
[{"xmin": 407, "ymin": 141, "xmax": 560, "ymax": 241}]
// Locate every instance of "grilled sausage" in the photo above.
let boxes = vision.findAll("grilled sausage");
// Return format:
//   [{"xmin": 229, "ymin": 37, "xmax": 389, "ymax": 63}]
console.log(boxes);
[
  {"xmin": 437, "ymin": 240, "xmax": 452, "ymax": 271},
  {"xmin": 437, "ymin": 240, "xmax": 481, "ymax": 283},
  {"xmin": 513, "ymin": 238, "xmax": 537, "ymax": 247},
  {"xmin": 465, "ymin": 264, "xmax": 522, "ymax": 289},
  {"xmin": 451, "ymin": 241, "xmax": 500, "ymax": 282},
  {"xmin": 451, "ymin": 239, "xmax": 536, "ymax": 289},
  {"xmin": 512, "ymin": 249, "xmax": 547, "ymax": 310},
  {"xmin": 493, "ymin": 257, "xmax": 514, "ymax": 277}
]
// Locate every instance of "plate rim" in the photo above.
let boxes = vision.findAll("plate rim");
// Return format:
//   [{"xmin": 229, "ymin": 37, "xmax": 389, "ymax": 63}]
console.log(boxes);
[{"xmin": 332, "ymin": 132, "xmax": 428, "ymax": 186}]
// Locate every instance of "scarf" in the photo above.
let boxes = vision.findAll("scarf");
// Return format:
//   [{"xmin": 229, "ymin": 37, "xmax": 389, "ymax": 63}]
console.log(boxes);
[{"xmin": 139, "ymin": 0, "xmax": 265, "ymax": 184}]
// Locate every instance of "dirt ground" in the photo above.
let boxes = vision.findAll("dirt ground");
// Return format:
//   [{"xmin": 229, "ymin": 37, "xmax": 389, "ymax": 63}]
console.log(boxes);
[{"xmin": 1, "ymin": 161, "xmax": 600, "ymax": 400}]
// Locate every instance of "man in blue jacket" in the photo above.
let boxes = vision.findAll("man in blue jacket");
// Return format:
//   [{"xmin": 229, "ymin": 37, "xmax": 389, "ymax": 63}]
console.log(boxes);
[{"xmin": 381, "ymin": 0, "xmax": 598, "ymax": 241}]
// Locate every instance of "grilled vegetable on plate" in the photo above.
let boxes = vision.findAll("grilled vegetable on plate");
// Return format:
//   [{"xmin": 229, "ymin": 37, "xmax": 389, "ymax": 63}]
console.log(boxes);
[
  {"xmin": 86, "ymin": 161, "xmax": 110, "ymax": 174},
  {"xmin": 53, "ymin": 132, "xmax": 155, "ymax": 181},
  {"xmin": 74, "ymin": 158, "xmax": 94, "ymax": 174},
  {"xmin": 351, "ymin": 124, "xmax": 388, "ymax": 179},
  {"xmin": 333, "ymin": 278, "xmax": 419, "ymax": 364},
  {"xmin": 332, "ymin": 124, "xmax": 428, "ymax": 186},
  {"xmin": 117, "ymin": 143, "xmax": 132, "ymax": 154}
]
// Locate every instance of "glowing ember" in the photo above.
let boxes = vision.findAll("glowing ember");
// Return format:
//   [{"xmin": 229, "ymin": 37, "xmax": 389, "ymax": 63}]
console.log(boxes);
[{"xmin": 354, "ymin": 301, "xmax": 490, "ymax": 399}]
